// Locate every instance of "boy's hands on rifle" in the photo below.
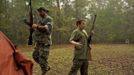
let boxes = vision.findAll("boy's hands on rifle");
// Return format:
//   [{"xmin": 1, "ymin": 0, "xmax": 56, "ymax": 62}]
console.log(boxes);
[
  {"xmin": 70, "ymin": 41, "xmax": 82, "ymax": 49},
  {"xmin": 75, "ymin": 42, "xmax": 82, "ymax": 49}
]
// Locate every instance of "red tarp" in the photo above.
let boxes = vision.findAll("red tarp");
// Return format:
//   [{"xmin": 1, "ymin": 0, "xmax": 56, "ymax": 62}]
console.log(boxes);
[{"xmin": 0, "ymin": 31, "xmax": 33, "ymax": 75}]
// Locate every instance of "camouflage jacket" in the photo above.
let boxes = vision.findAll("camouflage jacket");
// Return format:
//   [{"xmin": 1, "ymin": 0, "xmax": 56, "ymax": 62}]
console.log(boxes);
[{"xmin": 33, "ymin": 16, "xmax": 53, "ymax": 45}]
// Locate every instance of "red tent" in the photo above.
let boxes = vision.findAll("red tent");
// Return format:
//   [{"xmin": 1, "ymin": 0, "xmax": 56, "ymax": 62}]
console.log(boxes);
[{"xmin": 0, "ymin": 31, "xmax": 33, "ymax": 75}]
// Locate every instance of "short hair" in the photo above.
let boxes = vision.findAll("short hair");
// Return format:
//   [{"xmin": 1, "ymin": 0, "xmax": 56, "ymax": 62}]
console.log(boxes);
[
  {"xmin": 76, "ymin": 19, "xmax": 85, "ymax": 26},
  {"xmin": 37, "ymin": 7, "xmax": 49, "ymax": 13}
]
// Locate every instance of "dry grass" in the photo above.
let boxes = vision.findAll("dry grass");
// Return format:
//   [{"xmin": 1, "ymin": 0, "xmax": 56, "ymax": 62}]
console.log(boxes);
[{"xmin": 19, "ymin": 44, "xmax": 134, "ymax": 75}]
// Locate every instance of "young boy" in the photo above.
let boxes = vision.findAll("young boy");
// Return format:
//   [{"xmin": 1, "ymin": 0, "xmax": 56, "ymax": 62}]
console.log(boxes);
[{"xmin": 68, "ymin": 19, "xmax": 94, "ymax": 75}]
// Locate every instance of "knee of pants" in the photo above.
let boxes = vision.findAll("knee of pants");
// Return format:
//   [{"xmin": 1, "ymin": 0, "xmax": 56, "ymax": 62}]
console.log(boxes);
[
  {"xmin": 39, "ymin": 52, "xmax": 49, "ymax": 66},
  {"xmin": 32, "ymin": 50, "xmax": 39, "ymax": 63},
  {"xmin": 40, "ymin": 51, "xmax": 49, "ymax": 60},
  {"xmin": 68, "ymin": 61, "xmax": 82, "ymax": 75}
]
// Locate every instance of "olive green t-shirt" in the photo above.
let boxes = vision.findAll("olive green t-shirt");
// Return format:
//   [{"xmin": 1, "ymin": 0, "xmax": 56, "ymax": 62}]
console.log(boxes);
[{"xmin": 70, "ymin": 28, "xmax": 89, "ymax": 60}]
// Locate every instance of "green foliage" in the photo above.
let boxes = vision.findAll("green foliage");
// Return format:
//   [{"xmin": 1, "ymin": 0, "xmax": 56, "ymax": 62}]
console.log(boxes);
[{"xmin": 0, "ymin": 0, "xmax": 134, "ymax": 44}]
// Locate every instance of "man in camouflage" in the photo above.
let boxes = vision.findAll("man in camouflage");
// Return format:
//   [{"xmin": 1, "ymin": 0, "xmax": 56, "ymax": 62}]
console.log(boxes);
[
  {"xmin": 68, "ymin": 19, "xmax": 94, "ymax": 75},
  {"xmin": 32, "ymin": 7, "xmax": 53, "ymax": 75}
]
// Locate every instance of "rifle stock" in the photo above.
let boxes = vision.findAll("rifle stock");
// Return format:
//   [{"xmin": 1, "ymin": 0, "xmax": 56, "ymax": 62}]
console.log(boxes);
[
  {"xmin": 88, "ymin": 14, "xmax": 97, "ymax": 61},
  {"xmin": 28, "ymin": 28, "xmax": 34, "ymax": 45},
  {"xmin": 90, "ymin": 14, "xmax": 97, "ymax": 32},
  {"xmin": 24, "ymin": 0, "xmax": 33, "ymax": 45}
]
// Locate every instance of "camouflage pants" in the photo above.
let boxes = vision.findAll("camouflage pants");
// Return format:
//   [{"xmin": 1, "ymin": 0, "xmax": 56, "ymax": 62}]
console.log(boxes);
[
  {"xmin": 68, "ymin": 59, "xmax": 89, "ymax": 75},
  {"xmin": 32, "ymin": 42, "xmax": 50, "ymax": 75}
]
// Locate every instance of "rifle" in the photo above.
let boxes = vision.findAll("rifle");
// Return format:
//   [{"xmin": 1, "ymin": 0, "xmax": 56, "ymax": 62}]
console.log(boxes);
[
  {"xmin": 24, "ymin": 0, "xmax": 34, "ymax": 45},
  {"xmin": 88, "ymin": 14, "xmax": 97, "ymax": 61}
]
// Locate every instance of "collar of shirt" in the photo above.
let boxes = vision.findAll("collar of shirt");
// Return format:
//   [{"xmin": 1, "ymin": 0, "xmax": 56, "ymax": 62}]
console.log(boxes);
[{"xmin": 77, "ymin": 28, "xmax": 88, "ymax": 37}]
